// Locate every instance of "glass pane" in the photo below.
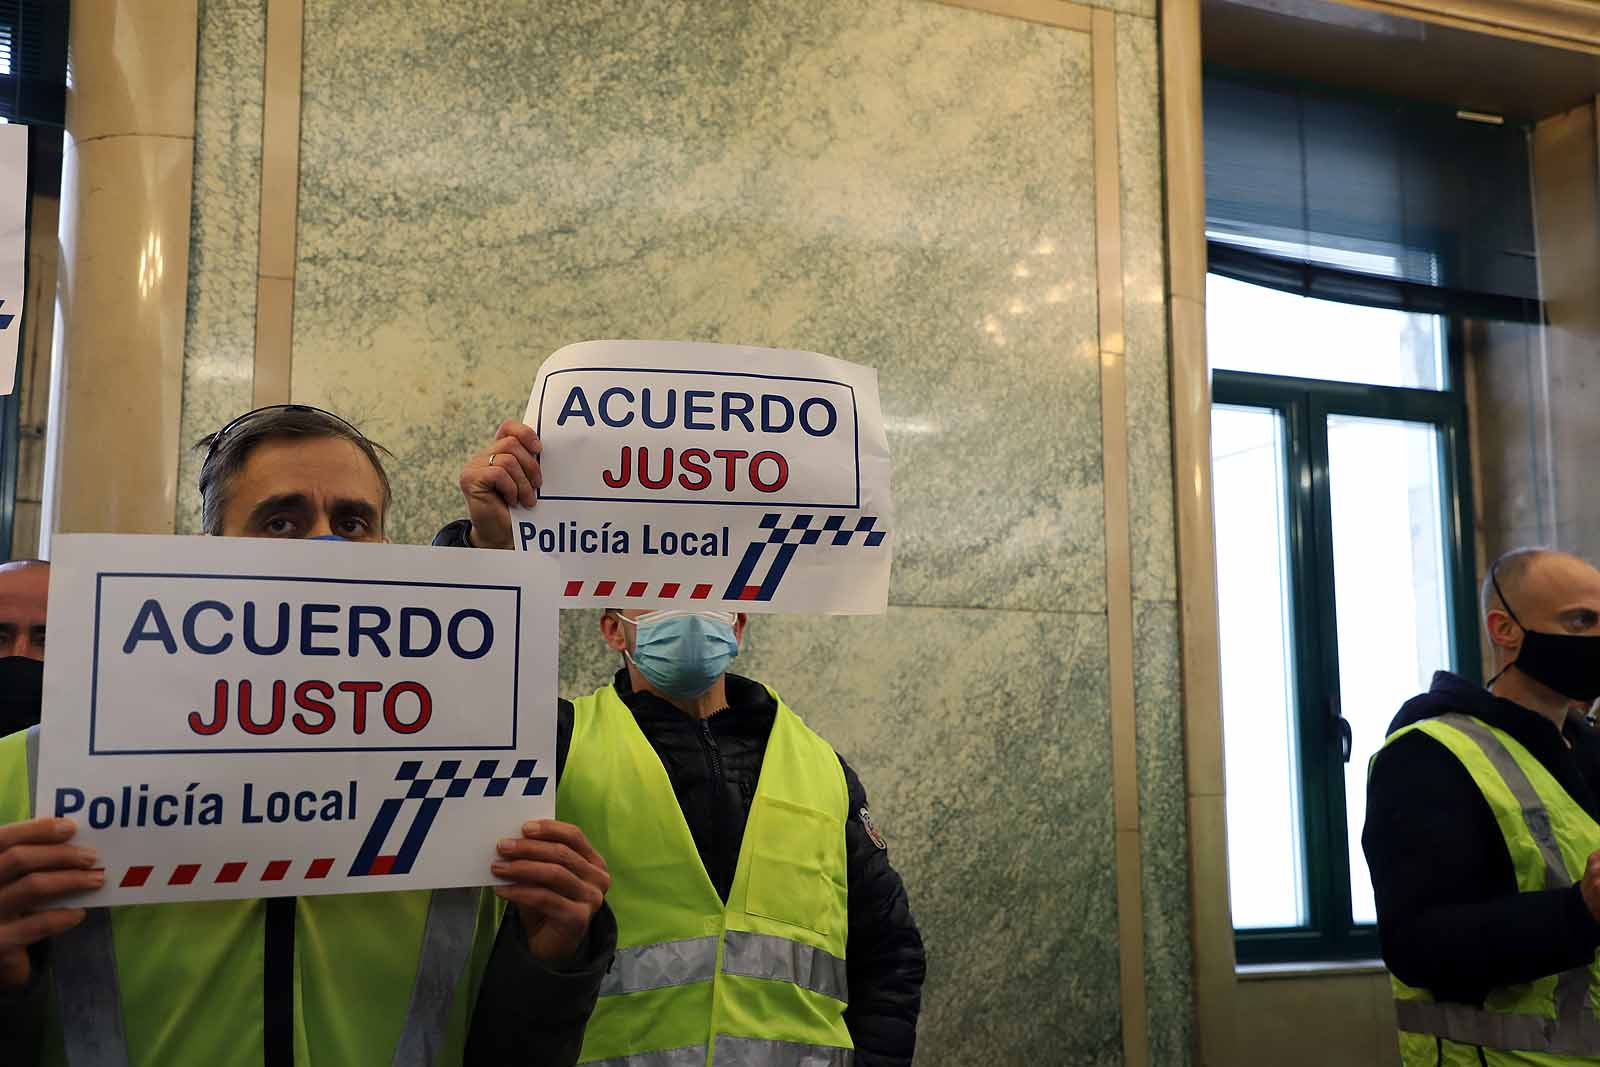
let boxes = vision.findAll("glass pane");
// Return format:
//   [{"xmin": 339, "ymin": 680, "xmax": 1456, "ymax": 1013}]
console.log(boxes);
[
  {"xmin": 1207, "ymin": 273, "xmax": 1446, "ymax": 390},
  {"xmin": 1326, "ymin": 415, "xmax": 1450, "ymax": 927},
  {"xmin": 1213, "ymin": 405, "xmax": 1308, "ymax": 929}
]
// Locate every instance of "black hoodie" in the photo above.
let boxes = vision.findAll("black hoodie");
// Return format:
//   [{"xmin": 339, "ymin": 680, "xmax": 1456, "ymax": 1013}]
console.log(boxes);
[{"xmin": 1363, "ymin": 671, "xmax": 1600, "ymax": 999}]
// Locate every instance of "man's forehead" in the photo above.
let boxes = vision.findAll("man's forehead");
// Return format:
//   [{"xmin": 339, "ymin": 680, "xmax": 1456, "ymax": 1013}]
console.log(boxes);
[
  {"xmin": 0, "ymin": 563, "xmax": 47, "ymax": 599},
  {"xmin": 235, "ymin": 436, "xmax": 385, "ymax": 499},
  {"xmin": 0, "ymin": 576, "xmax": 47, "ymax": 617},
  {"xmin": 1522, "ymin": 553, "xmax": 1600, "ymax": 604}
]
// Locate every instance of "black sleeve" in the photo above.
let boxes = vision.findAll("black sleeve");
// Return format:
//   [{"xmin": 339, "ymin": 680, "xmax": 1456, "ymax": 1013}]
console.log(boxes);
[
  {"xmin": 464, "ymin": 903, "xmax": 618, "ymax": 1066},
  {"xmin": 837, "ymin": 756, "xmax": 924, "ymax": 1067},
  {"xmin": 555, "ymin": 699, "xmax": 573, "ymax": 783},
  {"xmin": 433, "ymin": 519, "xmax": 475, "ymax": 548},
  {"xmin": 462, "ymin": 698, "xmax": 604, "ymax": 1066},
  {"xmin": 0, "ymin": 942, "xmax": 48, "ymax": 1064},
  {"xmin": 1363, "ymin": 730, "xmax": 1600, "ymax": 999}
]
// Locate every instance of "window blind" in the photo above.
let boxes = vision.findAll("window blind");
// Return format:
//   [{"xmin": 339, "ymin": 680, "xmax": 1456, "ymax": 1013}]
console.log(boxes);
[
  {"xmin": 1204, "ymin": 73, "xmax": 1541, "ymax": 323},
  {"xmin": 0, "ymin": 0, "xmax": 66, "ymax": 127}
]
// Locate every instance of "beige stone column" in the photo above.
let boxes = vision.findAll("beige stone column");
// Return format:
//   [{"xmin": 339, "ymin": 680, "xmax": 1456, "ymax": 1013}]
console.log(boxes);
[
  {"xmin": 1161, "ymin": 0, "xmax": 1238, "ymax": 1063},
  {"xmin": 43, "ymin": 0, "xmax": 197, "ymax": 540}
]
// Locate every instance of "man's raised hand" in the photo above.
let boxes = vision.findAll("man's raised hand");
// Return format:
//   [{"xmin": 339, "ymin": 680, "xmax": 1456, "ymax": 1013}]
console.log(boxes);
[
  {"xmin": 491, "ymin": 819, "xmax": 610, "ymax": 963},
  {"xmin": 459, "ymin": 420, "xmax": 542, "ymax": 550}
]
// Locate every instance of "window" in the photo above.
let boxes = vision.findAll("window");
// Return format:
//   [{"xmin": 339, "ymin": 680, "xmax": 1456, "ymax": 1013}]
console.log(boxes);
[
  {"xmin": 1210, "ymin": 274, "xmax": 1480, "ymax": 962},
  {"xmin": 0, "ymin": 2, "xmax": 68, "ymax": 125},
  {"xmin": 1201, "ymin": 68, "xmax": 1532, "ymax": 963}
]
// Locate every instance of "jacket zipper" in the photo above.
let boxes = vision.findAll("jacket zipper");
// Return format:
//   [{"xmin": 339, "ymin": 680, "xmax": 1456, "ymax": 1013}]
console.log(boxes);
[{"xmin": 699, "ymin": 720, "xmax": 727, "ymax": 897}]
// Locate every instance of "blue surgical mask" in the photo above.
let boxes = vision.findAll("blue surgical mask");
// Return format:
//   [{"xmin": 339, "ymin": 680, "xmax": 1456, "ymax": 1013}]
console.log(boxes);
[
  {"xmin": 620, "ymin": 610, "xmax": 739, "ymax": 699},
  {"xmin": 309, "ymin": 534, "xmax": 350, "ymax": 541}
]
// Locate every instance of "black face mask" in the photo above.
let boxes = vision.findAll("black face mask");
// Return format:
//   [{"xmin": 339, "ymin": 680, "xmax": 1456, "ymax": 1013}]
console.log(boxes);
[
  {"xmin": 1492, "ymin": 569, "xmax": 1600, "ymax": 703},
  {"xmin": 0, "ymin": 655, "xmax": 42, "ymax": 736}
]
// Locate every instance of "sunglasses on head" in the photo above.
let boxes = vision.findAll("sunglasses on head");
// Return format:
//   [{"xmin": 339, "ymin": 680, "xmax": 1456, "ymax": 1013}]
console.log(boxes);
[{"xmin": 199, "ymin": 404, "xmax": 370, "ymax": 488}]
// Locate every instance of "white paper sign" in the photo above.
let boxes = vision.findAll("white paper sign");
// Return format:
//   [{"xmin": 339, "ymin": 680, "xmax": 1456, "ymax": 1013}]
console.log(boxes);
[
  {"xmin": 33, "ymin": 534, "xmax": 559, "ymax": 906},
  {"xmin": 0, "ymin": 123, "xmax": 27, "ymax": 395},
  {"xmin": 513, "ymin": 340, "xmax": 893, "ymax": 614}
]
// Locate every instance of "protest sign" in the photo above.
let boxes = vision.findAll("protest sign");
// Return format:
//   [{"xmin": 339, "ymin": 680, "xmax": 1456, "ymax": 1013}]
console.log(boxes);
[
  {"xmin": 513, "ymin": 340, "xmax": 893, "ymax": 613},
  {"xmin": 0, "ymin": 123, "xmax": 26, "ymax": 395},
  {"xmin": 32, "ymin": 534, "xmax": 559, "ymax": 906}
]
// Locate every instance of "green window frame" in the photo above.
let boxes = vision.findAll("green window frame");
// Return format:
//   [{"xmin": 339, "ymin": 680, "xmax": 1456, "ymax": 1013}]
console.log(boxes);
[{"xmin": 1215, "ymin": 320, "xmax": 1482, "ymax": 964}]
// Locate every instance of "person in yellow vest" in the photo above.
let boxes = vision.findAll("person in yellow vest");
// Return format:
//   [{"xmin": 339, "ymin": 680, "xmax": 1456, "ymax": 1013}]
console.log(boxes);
[
  {"xmin": 435, "ymin": 419, "xmax": 927, "ymax": 1066},
  {"xmin": 1364, "ymin": 547, "xmax": 1600, "ymax": 1065},
  {"xmin": 0, "ymin": 404, "xmax": 617, "ymax": 1066}
]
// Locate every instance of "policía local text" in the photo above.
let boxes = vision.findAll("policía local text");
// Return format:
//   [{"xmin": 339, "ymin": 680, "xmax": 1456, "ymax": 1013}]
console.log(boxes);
[{"xmin": 55, "ymin": 780, "xmax": 357, "ymax": 827}]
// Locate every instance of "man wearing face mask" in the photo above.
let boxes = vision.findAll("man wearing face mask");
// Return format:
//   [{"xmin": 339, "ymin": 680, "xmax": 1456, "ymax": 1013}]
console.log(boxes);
[
  {"xmin": 1364, "ymin": 547, "xmax": 1600, "ymax": 1065},
  {"xmin": 436, "ymin": 420, "xmax": 926, "ymax": 1067},
  {"xmin": 0, "ymin": 559, "xmax": 47, "ymax": 737},
  {"xmin": 0, "ymin": 405, "xmax": 616, "ymax": 1067}
]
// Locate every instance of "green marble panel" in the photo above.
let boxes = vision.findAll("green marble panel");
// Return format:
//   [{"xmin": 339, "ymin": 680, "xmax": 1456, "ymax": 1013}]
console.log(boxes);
[
  {"xmin": 292, "ymin": 0, "xmax": 1106, "ymax": 616},
  {"xmin": 1135, "ymin": 598, "xmax": 1193, "ymax": 1066},
  {"xmin": 178, "ymin": 0, "xmax": 265, "ymax": 533},
  {"xmin": 1117, "ymin": 14, "xmax": 1177, "ymax": 604}
]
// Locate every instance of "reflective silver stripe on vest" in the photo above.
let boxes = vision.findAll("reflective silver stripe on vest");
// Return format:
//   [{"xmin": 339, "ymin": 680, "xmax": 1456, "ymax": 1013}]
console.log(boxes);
[
  {"xmin": 713, "ymin": 1036, "xmax": 852, "ymax": 1066},
  {"xmin": 721, "ymin": 931, "xmax": 848, "ymax": 1003},
  {"xmin": 1395, "ymin": 716, "xmax": 1600, "ymax": 1054},
  {"xmin": 52, "ymin": 905, "xmax": 130, "ymax": 1067},
  {"xmin": 585, "ymin": 1045, "xmax": 709, "ymax": 1067},
  {"xmin": 600, "ymin": 935, "xmax": 720, "ymax": 997},
  {"xmin": 28, "ymin": 728, "xmax": 132, "ymax": 1067},
  {"xmin": 1394, "ymin": 997, "xmax": 1600, "ymax": 1055},
  {"xmin": 1439, "ymin": 714, "xmax": 1568, "ymax": 888},
  {"xmin": 25, "ymin": 723, "xmax": 38, "ymax": 805},
  {"xmin": 391, "ymin": 886, "xmax": 480, "ymax": 1066}
]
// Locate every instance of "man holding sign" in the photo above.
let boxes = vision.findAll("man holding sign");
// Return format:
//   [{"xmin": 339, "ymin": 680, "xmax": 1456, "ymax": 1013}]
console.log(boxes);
[
  {"xmin": 437, "ymin": 342, "xmax": 925, "ymax": 1067},
  {"xmin": 0, "ymin": 405, "xmax": 615, "ymax": 1066}
]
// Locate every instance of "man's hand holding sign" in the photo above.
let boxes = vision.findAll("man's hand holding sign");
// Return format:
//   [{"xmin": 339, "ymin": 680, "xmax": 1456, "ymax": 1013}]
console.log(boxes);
[
  {"xmin": 462, "ymin": 419, "xmax": 544, "ymax": 550},
  {"xmin": 0, "ymin": 816, "xmax": 98, "ymax": 991}
]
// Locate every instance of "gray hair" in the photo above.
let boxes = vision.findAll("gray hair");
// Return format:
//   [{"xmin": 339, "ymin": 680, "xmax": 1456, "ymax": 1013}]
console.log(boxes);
[{"xmin": 194, "ymin": 406, "xmax": 393, "ymax": 535}]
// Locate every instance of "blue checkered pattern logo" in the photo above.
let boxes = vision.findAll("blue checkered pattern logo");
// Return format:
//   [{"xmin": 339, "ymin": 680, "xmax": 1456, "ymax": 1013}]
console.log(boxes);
[
  {"xmin": 398, "ymin": 757, "xmax": 549, "ymax": 799},
  {"xmin": 723, "ymin": 512, "xmax": 887, "ymax": 601},
  {"xmin": 349, "ymin": 758, "xmax": 548, "ymax": 877}
]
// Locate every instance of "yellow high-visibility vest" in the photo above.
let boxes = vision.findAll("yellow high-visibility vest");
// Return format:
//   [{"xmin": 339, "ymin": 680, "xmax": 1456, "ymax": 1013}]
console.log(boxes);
[
  {"xmin": 0, "ymin": 725, "xmax": 503, "ymax": 1067},
  {"xmin": 1378, "ymin": 713, "xmax": 1600, "ymax": 1066},
  {"xmin": 557, "ymin": 683, "xmax": 852, "ymax": 1067}
]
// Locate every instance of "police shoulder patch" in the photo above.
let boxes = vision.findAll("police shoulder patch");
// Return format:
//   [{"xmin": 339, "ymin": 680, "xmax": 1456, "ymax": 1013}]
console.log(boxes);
[{"xmin": 857, "ymin": 805, "xmax": 887, "ymax": 850}]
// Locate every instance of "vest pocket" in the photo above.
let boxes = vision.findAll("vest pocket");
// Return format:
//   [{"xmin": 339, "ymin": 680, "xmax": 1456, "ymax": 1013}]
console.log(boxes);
[{"xmin": 744, "ymin": 796, "xmax": 847, "ymax": 939}]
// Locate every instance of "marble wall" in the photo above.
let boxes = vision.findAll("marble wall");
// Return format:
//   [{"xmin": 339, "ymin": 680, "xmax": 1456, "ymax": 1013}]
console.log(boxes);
[
  {"xmin": 176, "ymin": 0, "xmax": 264, "ymax": 533},
  {"xmin": 181, "ymin": 0, "xmax": 1188, "ymax": 1061}
]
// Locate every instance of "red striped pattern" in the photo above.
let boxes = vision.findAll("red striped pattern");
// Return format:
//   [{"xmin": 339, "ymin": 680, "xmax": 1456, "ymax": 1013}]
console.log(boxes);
[
  {"xmin": 562, "ymin": 581, "xmax": 717, "ymax": 600},
  {"xmin": 111, "ymin": 858, "xmax": 338, "ymax": 887}
]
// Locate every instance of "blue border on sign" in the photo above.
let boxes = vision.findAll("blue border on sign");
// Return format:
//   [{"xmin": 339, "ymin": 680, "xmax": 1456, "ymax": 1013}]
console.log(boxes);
[
  {"xmin": 90, "ymin": 572, "xmax": 525, "ymax": 756},
  {"xmin": 535, "ymin": 366, "xmax": 862, "ymax": 509}
]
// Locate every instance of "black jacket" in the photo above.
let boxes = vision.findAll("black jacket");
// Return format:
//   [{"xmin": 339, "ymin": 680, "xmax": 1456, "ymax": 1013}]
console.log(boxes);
[{"xmin": 1363, "ymin": 671, "xmax": 1600, "ymax": 1001}]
